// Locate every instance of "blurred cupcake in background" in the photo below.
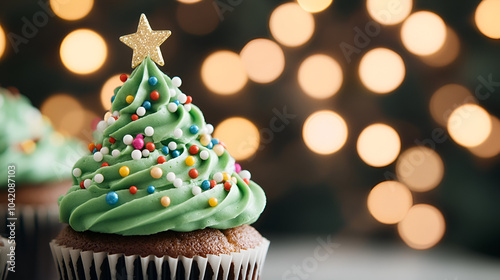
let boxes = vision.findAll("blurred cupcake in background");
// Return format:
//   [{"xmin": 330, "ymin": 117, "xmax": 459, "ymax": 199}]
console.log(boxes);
[{"xmin": 0, "ymin": 87, "xmax": 85, "ymax": 280}]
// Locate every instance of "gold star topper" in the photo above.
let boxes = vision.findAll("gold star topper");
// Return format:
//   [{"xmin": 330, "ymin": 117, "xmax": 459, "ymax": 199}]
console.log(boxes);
[{"xmin": 120, "ymin": 14, "xmax": 171, "ymax": 68}]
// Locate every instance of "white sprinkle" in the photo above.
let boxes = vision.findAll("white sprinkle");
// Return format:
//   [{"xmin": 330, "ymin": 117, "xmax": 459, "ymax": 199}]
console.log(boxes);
[
  {"xmin": 178, "ymin": 93, "xmax": 187, "ymax": 104},
  {"xmin": 239, "ymin": 170, "xmax": 251, "ymax": 180},
  {"xmin": 169, "ymin": 89, "xmax": 177, "ymax": 97},
  {"xmin": 168, "ymin": 103, "xmax": 178, "ymax": 113},
  {"xmin": 166, "ymin": 172, "xmax": 176, "ymax": 182},
  {"xmin": 168, "ymin": 141, "xmax": 177, "ymax": 150},
  {"xmin": 136, "ymin": 106, "xmax": 146, "ymax": 117},
  {"xmin": 192, "ymin": 186, "xmax": 202, "ymax": 196},
  {"xmin": 173, "ymin": 178, "xmax": 183, "ymax": 188},
  {"xmin": 184, "ymin": 104, "xmax": 192, "ymax": 111},
  {"xmin": 100, "ymin": 147, "xmax": 109, "ymax": 155},
  {"xmin": 112, "ymin": 149, "xmax": 120, "ymax": 157},
  {"xmin": 112, "ymin": 111, "xmax": 120, "ymax": 117},
  {"xmin": 200, "ymin": 150, "xmax": 209, "ymax": 160},
  {"xmin": 206, "ymin": 124, "xmax": 214, "ymax": 134},
  {"xmin": 145, "ymin": 126, "xmax": 154, "ymax": 136},
  {"xmin": 142, "ymin": 149, "xmax": 150, "ymax": 157},
  {"xmin": 96, "ymin": 121, "xmax": 107, "ymax": 132},
  {"xmin": 123, "ymin": 134, "xmax": 133, "ymax": 145},
  {"xmin": 106, "ymin": 117, "xmax": 116, "ymax": 125},
  {"xmin": 131, "ymin": 149, "xmax": 142, "ymax": 160},
  {"xmin": 83, "ymin": 179, "xmax": 91, "ymax": 188},
  {"xmin": 94, "ymin": 174, "xmax": 104, "ymax": 183},
  {"xmin": 93, "ymin": 152, "xmax": 103, "ymax": 162},
  {"xmin": 213, "ymin": 172, "xmax": 223, "ymax": 183},
  {"xmin": 72, "ymin": 168, "xmax": 82, "ymax": 177},
  {"xmin": 173, "ymin": 128, "xmax": 183, "ymax": 138},
  {"xmin": 172, "ymin": 76, "xmax": 182, "ymax": 88}
]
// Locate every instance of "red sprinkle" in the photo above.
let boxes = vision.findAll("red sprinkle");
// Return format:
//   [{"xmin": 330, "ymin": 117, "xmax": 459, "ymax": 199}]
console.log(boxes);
[
  {"xmin": 131, "ymin": 114, "xmax": 139, "ymax": 121},
  {"xmin": 96, "ymin": 144, "xmax": 102, "ymax": 151},
  {"xmin": 210, "ymin": 180, "xmax": 216, "ymax": 189},
  {"xmin": 129, "ymin": 186, "xmax": 137, "ymax": 194},
  {"xmin": 243, "ymin": 178, "xmax": 250, "ymax": 185},
  {"xmin": 113, "ymin": 116, "xmax": 118, "ymax": 120},
  {"xmin": 224, "ymin": 181, "xmax": 232, "ymax": 191},
  {"xmin": 109, "ymin": 137, "xmax": 116, "ymax": 144},
  {"xmin": 157, "ymin": 156, "xmax": 166, "ymax": 164},
  {"xmin": 219, "ymin": 141, "xmax": 227, "ymax": 149},
  {"xmin": 185, "ymin": 96, "xmax": 192, "ymax": 104},
  {"xmin": 150, "ymin": 90, "xmax": 160, "ymax": 101},
  {"xmin": 189, "ymin": 169, "xmax": 199, "ymax": 179},
  {"xmin": 80, "ymin": 181, "xmax": 85, "ymax": 189},
  {"xmin": 189, "ymin": 145, "xmax": 199, "ymax": 155},
  {"xmin": 101, "ymin": 162, "xmax": 109, "ymax": 167},
  {"xmin": 120, "ymin": 74, "xmax": 128, "ymax": 82},
  {"xmin": 88, "ymin": 143, "xmax": 96, "ymax": 153},
  {"xmin": 146, "ymin": 142, "xmax": 155, "ymax": 152}
]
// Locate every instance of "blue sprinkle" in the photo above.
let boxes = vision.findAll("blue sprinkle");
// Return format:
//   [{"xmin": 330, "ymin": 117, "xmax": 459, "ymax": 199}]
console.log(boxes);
[
  {"xmin": 113, "ymin": 86, "xmax": 121, "ymax": 95},
  {"xmin": 207, "ymin": 142, "xmax": 213, "ymax": 149},
  {"xmin": 148, "ymin": 77, "xmax": 158, "ymax": 86},
  {"xmin": 142, "ymin": 101, "xmax": 152, "ymax": 110},
  {"xmin": 105, "ymin": 191, "xmax": 119, "ymax": 205},
  {"xmin": 162, "ymin": 146, "xmax": 169, "ymax": 154},
  {"xmin": 111, "ymin": 95, "xmax": 116, "ymax": 103},
  {"xmin": 147, "ymin": 185, "xmax": 155, "ymax": 194},
  {"xmin": 189, "ymin": 125, "xmax": 199, "ymax": 134},
  {"xmin": 171, "ymin": 150, "xmax": 180, "ymax": 158},
  {"xmin": 201, "ymin": 180, "xmax": 210, "ymax": 191},
  {"xmin": 173, "ymin": 100, "xmax": 180, "ymax": 105},
  {"xmin": 211, "ymin": 138, "xmax": 219, "ymax": 145},
  {"xmin": 93, "ymin": 148, "xmax": 97, "ymax": 154}
]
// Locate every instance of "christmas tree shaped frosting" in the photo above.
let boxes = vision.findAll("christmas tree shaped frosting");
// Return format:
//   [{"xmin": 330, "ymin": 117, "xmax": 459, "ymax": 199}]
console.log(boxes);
[{"xmin": 58, "ymin": 15, "xmax": 266, "ymax": 235}]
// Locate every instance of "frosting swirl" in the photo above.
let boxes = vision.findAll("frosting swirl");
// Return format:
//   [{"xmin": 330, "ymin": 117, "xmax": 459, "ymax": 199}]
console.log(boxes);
[{"xmin": 59, "ymin": 57, "xmax": 266, "ymax": 235}]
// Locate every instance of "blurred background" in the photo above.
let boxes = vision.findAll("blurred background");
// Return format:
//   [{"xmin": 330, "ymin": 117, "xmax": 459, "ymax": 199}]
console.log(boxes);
[{"xmin": 1, "ymin": 0, "xmax": 500, "ymax": 277}]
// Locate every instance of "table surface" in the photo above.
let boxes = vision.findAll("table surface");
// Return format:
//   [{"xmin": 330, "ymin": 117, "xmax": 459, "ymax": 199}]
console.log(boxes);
[{"xmin": 261, "ymin": 236, "xmax": 500, "ymax": 280}]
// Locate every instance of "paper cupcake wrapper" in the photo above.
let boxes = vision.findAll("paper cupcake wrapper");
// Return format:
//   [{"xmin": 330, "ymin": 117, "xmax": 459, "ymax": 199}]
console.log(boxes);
[
  {"xmin": 0, "ymin": 237, "xmax": 14, "ymax": 280},
  {"xmin": 50, "ymin": 238, "xmax": 269, "ymax": 280}
]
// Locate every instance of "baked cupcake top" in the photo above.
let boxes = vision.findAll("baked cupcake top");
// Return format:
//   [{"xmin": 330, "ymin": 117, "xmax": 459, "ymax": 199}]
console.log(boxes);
[
  {"xmin": 59, "ymin": 54, "xmax": 266, "ymax": 235},
  {"xmin": 0, "ymin": 87, "xmax": 83, "ymax": 187}
]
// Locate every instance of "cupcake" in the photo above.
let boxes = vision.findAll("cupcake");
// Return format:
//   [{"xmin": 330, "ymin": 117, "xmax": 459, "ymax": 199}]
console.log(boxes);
[
  {"xmin": 51, "ymin": 14, "xmax": 268, "ymax": 280},
  {"xmin": 0, "ymin": 87, "xmax": 85, "ymax": 280}
]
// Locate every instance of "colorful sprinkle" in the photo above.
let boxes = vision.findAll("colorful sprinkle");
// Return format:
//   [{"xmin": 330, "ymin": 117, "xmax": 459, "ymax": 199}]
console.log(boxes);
[
  {"xmin": 123, "ymin": 135, "xmax": 133, "ymax": 145},
  {"xmin": 149, "ymin": 76, "xmax": 158, "ymax": 86},
  {"xmin": 126, "ymin": 95, "xmax": 134, "ymax": 104},
  {"xmin": 222, "ymin": 172, "xmax": 230, "ymax": 182},
  {"xmin": 101, "ymin": 162, "xmax": 109, "ymax": 167},
  {"xmin": 94, "ymin": 174, "xmax": 104, "ymax": 183},
  {"xmin": 157, "ymin": 156, "xmax": 166, "ymax": 164},
  {"xmin": 184, "ymin": 104, "xmax": 192, "ymax": 111},
  {"xmin": 129, "ymin": 186, "xmax": 137, "ymax": 194},
  {"xmin": 192, "ymin": 186, "xmax": 202, "ymax": 196},
  {"xmin": 231, "ymin": 176, "xmax": 237, "ymax": 183},
  {"xmin": 119, "ymin": 166, "xmax": 130, "ymax": 177},
  {"xmin": 206, "ymin": 124, "xmax": 214, "ymax": 134},
  {"xmin": 131, "ymin": 149, "xmax": 142, "ymax": 160},
  {"xmin": 239, "ymin": 170, "xmax": 251, "ymax": 180},
  {"xmin": 174, "ymin": 128, "xmax": 183, "ymax": 138},
  {"xmin": 185, "ymin": 156, "xmax": 195, "ymax": 166},
  {"xmin": 211, "ymin": 139, "xmax": 219, "ymax": 145},
  {"xmin": 112, "ymin": 149, "xmax": 121, "ymax": 157},
  {"xmin": 96, "ymin": 143, "xmax": 102, "ymax": 151},
  {"xmin": 146, "ymin": 142, "xmax": 155, "ymax": 152},
  {"xmin": 168, "ymin": 142, "xmax": 177, "ymax": 150},
  {"xmin": 172, "ymin": 76, "xmax": 182, "ymax": 87},
  {"xmin": 150, "ymin": 90, "xmax": 160, "ymax": 101},
  {"xmin": 83, "ymin": 179, "xmax": 91, "ymax": 188},
  {"xmin": 243, "ymin": 178, "xmax": 250, "ymax": 185},
  {"xmin": 147, "ymin": 185, "xmax": 155, "ymax": 194},
  {"xmin": 88, "ymin": 143, "xmax": 96, "ymax": 153},
  {"xmin": 131, "ymin": 114, "xmax": 139, "ymax": 121},
  {"xmin": 73, "ymin": 168, "xmax": 82, "ymax": 177},
  {"xmin": 201, "ymin": 180, "xmax": 210, "ymax": 190},
  {"xmin": 185, "ymin": 96, "xmax": 192, "ymax": 104},
  {"xmin": 111, "ymin": 95, "xmax": 116, "ymax": 103},
  {"xmin": 189, "ymin": 125, "xmax": 199, "ymax": 134},
  {"xmin": 206, "ymin": 142, "xmax": 213, "ymax": 149},
  {"xmin": 173, "ymin": 100, "xmax": 180, "ymax": 105},
  {"xmin": 171, "ymin": 150, "xmax": 180, "ymax": 158},
  {"xmin": 120, "ymin": 74, "xmax": 128, "ymax": 82},
  {"xmin": 179, "ymin": 94, "xmax": 188, "ymax": 104},
  {"xmin": 213, "ymin": 172, "xmax": 223, "ymax": 183},
  {"xmin": 93, "ymin": 151, "xmax": 103, "ymax": 162},
  {"xmin": 189, "ymin": 145, "xmax": 199, "ymax": 155},
  {"xmin": 162, "ymin": 146, "xmax": 169, "ymax": 154},
  {"xmin": 142, "ymin": 149, "xmax": 150, "ymax": 157},
  {"xmin": 80, "ymin": 181, "xmax": 85, "ymax": 189},
  {"xmin": 200, "ymin": 150, "xmax": 209, "ymax": 160},
  {"xmin": 169, "ymin": 89, "xmax": 176, "ymax": 97},
  {"xmin": 167, "ymin": 103, "xmax": 178, "ymax": 112},
  {"xmin": 235, "ymin": 163, "xmax": 242, "ymax": 173},
  {"xmin": 145, "ymin": 126, "xmax": 154, "ymax": 136},
  {"xmin": 161, "ymin": 196, "xmax": 171, "ymax": 207},
  {"xmin": 209, "ymin": 197, "xmax": 218, "ymax": 207},
  {"xmin": 189, "ymin": 169, "xmax": 199, "ymax": 179},
  {"xmin": 142, "ymin": 101, "xmax": 152, "ymax": 110},
  {"xmin": 132, "ymin": 137, "xmax": 144, "ymax": 150},
  {"xmin": 173, "ymin": 178, "xmax": 183, "ymax": 188},
  {"xmin": 166, "ymin": 172, "xmax": 176, "ymax": 182},
  {"xmin": 200, "ymin": 135, "xmax": 211, "ymax": 146},
  {"xmin": 210, "ymin": 180, "xmax": 217, "ymax": 189},
  {"xmin": 150, "ymin": 167, "xmax": 163, "ymax": 179},
  {"xmin": 106, "ymin": 191, "xmax": 119, "ymax": 205},
  {"xmin": 213, "ymin": 144, "xmax": 224, "ymax": 156},
  {"xmin": 136, "ymin": 106, "xmax": 146, "ymax": 116},
  {"xmin": 93, "ymin": 148, "xmax": 97, "ymax": 154},
  {"xmin": 109, "ymin": 137, "xmax": 116, "ymax": 144},
  {"xmin": 224, "ymin": 181, "xmax": 232, "ymax": 191}
]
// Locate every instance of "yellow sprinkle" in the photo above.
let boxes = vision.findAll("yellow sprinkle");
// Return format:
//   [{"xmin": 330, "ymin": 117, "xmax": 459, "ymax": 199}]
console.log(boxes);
[
  {"xmin": 200, "ymin": 134, "xmax": 211, "ymax": 146},
  {"xmin": 126, "ymin": 95, "xmax": 134, "ymax": 104},
  {"xmin": 222, "ymin": 172, "xmax": 230, "ymax": 182},
  {"xmin": 213, "ymin": 144, "xmax": 224, "ymax": 156},
  {"xmin": 20, "ymin": 140, "xmax": 36, "ymax": 154},
  {"xmin": 119, "ymin": 166, "xmax": 130, "ymax": 177},
  {"xmin": 150, "ymin": 167, "xmax": 163, "ymax": 179},
  {"xmin": 185, "ymin": 156, "xmax": 195, "ymax": 166},
  {"xmin": 209, "ymin": 197, "xmax": 218, "ymax": 207},
  {"xmin": 160, "ymin": 196, "xmax": 171, "ymax": 207}
]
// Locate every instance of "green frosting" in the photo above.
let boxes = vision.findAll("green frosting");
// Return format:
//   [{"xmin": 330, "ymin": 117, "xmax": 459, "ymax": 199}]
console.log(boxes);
[
  {"xmin": 0, "ymin": 88, "xmax": 84, "ymax": 187},
  {"xmin": 58, "ymin": 57, "xmax": 266, "ymax": 235}
]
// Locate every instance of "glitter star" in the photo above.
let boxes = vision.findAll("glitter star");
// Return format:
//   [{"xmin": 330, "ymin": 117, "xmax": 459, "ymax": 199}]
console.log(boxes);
[{"xmin": 120, "ymin": 14, "xmax": 171, "ymax": 68}]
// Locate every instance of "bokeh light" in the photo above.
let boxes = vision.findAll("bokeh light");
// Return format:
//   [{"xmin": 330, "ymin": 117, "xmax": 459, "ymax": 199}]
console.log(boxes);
[
  {"xmin": 0, "ymin": 24, "xmax": 5, "ymax": 60},
  {"xmin": 447, "ymin": 104, "xmax": 492, "ymax": 147},
  {"xmin": 359, "ymin": 48, "xmax": 405, "ymax": 94},
  {"xmin": 240, "ymin": 39, "xmax": 285, "ymax": 84},
  {"xmin": 176, "ymin": 1, "xmax": 219, "ymax": 35},
  {"xmin": 398, "ymin": 204, "xmax": 446, "ymax": 250},
  {"xmin": 297, "ymin": 0, "xmax": 333, "ymax": 13},
  {"xmin": 269, "ymin": 3, "xmax": 315, "ymax": 47},
  {"xmin": 50, "ymin": 0, "xmax": 93, "ymax": 21},
  {"xmin": 41, "ymin": 93, "xmax": 86, "ymax": 137},
  {"xmin": 213, "ymin": 117, "xmax": 260, "ymax": 161},
  {"xmin": 366, "ymin": 0, "xmax": 413, "ymax": 25},
  {"xmin": 469, "ymin": 116, "xmax": 500, "ymax": 158},
  {"xmin": 176, "ymin": 0, "xmax": 202, "ymax": 3},
  {"xmin": 396, "ymin": 147, "xmax": 444, "ymax": 192},
  {"xmin": 367, "ymin": 181, "xmax": 413, "ymax": 224},
  {"xmin": 201, "ymin": 50, "xmax": 248, "ymax": 95},
  {"xmin": 101, "ymin": 74, "xmax": 122, "ymax": 110},
  {"xmin": 401, "ymin": 11, "xmax": 446, "ymax": 56},
  {"xmin": 303, "ymin": 110, "xmax": 348, "ymax": 155},
  {"xmin": 420, "ymin": 27, "xmax": 460, "ymax": 67},
  {"xmin": 60, "ymin": 29, "xmax": 107, "ymax": 74},
  {"xmin": 475, "ymin": 0, "xmax": 500, "ymax": 39},
  {"xmin": 298, "ymin": 54, "xmax": 343, "ymax": 99},
  {"xmin": 357, "ymin": 123, "xmax": 401, "ymax": 167},
  {"xmin": 429, "ymin": 84, "xmax": 476, "ymax": 126}
]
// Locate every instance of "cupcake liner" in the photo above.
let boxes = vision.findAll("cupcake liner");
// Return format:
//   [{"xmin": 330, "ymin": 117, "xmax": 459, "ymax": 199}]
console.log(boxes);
[
  {"xmin": 50, "ymin": 238, "xmax": 270, "ymax": 280},
  {"xmin": 0, "ymin": 237, "xmax": 14, "ymax": 280}
]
